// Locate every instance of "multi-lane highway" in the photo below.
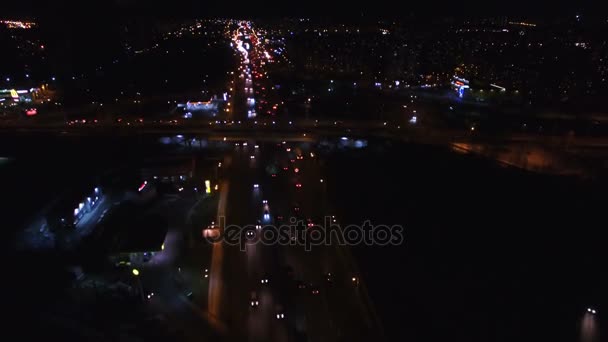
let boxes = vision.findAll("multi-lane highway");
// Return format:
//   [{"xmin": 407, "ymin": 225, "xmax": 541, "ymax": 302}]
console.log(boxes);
[
  {"xmin": 131, "ymin": 140, "xmax": 382, "ymax": 341},
  {"xmin": 229, "ymin": 21, "xmax": 272, "ymax": 122},
  {"xmin": 207, "ymin": 140, "xmax": 382, "ymax": 341}
]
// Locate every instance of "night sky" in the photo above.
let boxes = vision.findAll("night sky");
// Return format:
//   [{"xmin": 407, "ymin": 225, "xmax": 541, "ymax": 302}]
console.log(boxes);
[{"xmin": 2, "ymin": 0, "xmax": 603, "ymax": 20}]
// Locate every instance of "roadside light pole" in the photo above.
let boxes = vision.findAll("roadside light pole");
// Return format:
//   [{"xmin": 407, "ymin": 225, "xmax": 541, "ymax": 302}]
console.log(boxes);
[{"xmin": 132, "ymin": 268, "xmax": 145, "ymax": 302}]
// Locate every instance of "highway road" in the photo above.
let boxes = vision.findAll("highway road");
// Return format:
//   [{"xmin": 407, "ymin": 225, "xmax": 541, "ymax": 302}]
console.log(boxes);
[
  {"xmin": 132, "ymin": 140, "xmax": 382, "ymax": 341},
  {"xmin": 202, "ymin": 140, "xmax": 382, "ymax": 341},
  {"xmin": 228, "ymin": 21, "xmax": 272, "ymax": 123}
]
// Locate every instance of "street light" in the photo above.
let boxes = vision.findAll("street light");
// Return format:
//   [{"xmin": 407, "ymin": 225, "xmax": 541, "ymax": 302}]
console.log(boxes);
[{"xmin": 131, "ymin": 268, "xmax": 145, "ymax": 301}]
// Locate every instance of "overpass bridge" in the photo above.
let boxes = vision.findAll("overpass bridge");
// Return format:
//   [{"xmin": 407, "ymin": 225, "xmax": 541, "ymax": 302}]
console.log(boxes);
[{"xmin": 2, "ymin": 120, "xmax": 608, "ymax": 150}]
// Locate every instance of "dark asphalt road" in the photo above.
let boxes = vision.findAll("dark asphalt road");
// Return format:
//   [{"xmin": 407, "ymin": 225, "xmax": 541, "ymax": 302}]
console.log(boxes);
[{"xmin": 209, "ymin": 140, "xmax": 380, "ymax": 341}]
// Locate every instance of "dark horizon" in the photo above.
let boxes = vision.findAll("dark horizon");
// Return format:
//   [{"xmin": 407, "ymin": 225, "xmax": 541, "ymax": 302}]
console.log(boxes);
[{"xmin": 2, "ymin": 1, "xmax": 605, "ymax": 21}]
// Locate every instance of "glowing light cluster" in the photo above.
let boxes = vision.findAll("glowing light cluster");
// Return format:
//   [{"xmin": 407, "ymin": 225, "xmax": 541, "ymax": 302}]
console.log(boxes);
[{"xmin": 0, "ymin": 20, "xmax": 36, "ymax": 29}]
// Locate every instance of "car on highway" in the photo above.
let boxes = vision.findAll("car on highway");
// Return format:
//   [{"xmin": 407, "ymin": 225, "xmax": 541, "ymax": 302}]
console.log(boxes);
[
  {"xmin": 250, "ymin": 291, "xmax": 259, "ymax": 307},
  {"xmin": 202, "ymin": 222, "xmax": 220, "ymax": 239},
  {"xmin": 275, "ymin": 305, "xmax": 285, "ymax": 319},
  {"xmin": 262, "ymin": 202, "xmax": 270, "ymax": 220},
  {"xmin": 295, "ymin": 280, "xmax": 307, "ymax": 290}
]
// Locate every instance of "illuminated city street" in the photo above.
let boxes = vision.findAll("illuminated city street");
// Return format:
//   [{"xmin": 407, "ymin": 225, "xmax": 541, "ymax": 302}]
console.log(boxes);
[{"xmin": 2, "ymin": 6, "xmax": 607, "ymax": 342}]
